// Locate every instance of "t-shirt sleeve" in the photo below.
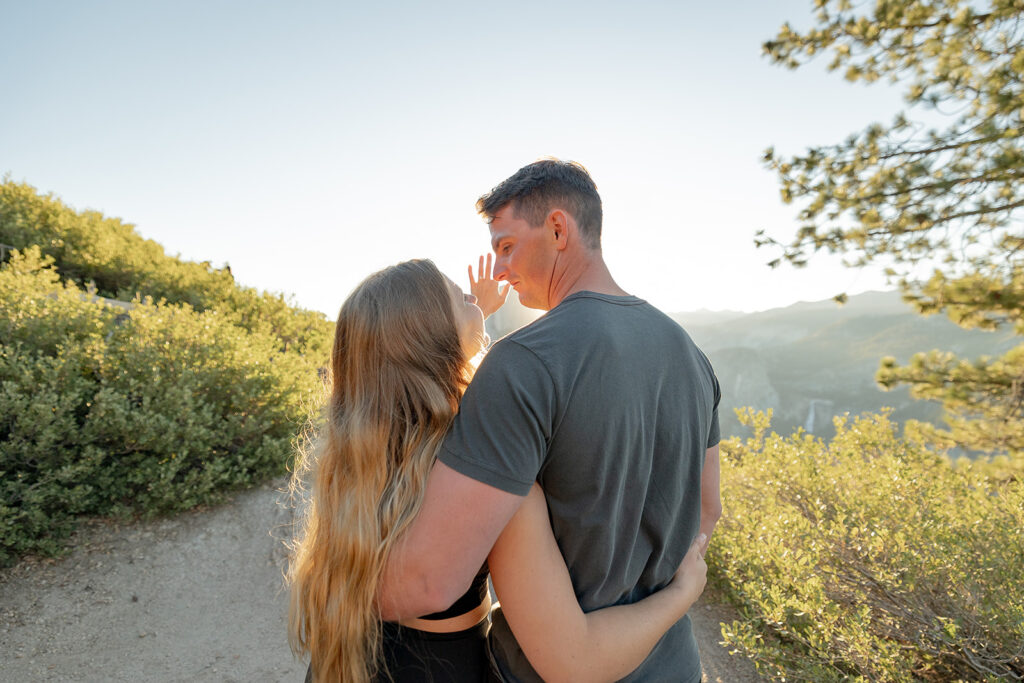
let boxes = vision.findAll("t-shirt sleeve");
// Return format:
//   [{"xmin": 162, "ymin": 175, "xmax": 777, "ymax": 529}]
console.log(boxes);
[
  {"xmin": 439, "ymin": 339, "xmax": 555, "ymax": 496},
  {"xmin": 707, "ymin": 369, "xmax": 721, "ymax": 449}
]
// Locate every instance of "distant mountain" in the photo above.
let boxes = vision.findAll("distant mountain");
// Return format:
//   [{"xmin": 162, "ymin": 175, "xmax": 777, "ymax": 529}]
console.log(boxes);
[
  {"xmin": 672, "ymin": 309, "xmax": 747, "ymax": 327},
  {"xmin": 672, "ymin": 291, "xmax": 1021, "ymax": 440}
]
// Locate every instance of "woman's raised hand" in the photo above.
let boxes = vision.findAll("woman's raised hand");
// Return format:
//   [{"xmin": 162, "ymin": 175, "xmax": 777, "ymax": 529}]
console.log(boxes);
[{"xmin": 468, "ymin": 253, "xmax": 510, "ymax": 318}]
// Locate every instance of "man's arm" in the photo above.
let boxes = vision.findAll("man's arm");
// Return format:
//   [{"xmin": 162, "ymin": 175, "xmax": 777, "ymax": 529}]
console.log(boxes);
[
  {"xmin": 699, "ymin": 443, "xmax": 722, "ymax": 542},
  {"xmin": 377, "ymin": 459, "xmax": 525, "ymax": 621}
]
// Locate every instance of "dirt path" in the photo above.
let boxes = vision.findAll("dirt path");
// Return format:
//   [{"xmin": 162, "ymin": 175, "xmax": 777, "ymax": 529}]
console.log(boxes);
[{"xmin": 0, "ymin": 481, "xmax": 763, "ymax": 682}]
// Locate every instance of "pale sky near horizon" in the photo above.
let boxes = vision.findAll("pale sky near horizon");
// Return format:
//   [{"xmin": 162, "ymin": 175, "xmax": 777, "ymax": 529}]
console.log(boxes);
[{"xmin": 2, "ymin": 1, "xmax": 926, "ymax": 317}]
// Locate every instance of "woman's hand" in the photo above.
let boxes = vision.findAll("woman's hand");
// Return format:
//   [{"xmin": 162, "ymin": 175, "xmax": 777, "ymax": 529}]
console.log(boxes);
[
  {"xmin": 468, "ymin": 253, "xmax": 509, "ymax": 318},
  {"xmin": 663, "ymin": 534, "xmax": 708, "ymax": 612}
]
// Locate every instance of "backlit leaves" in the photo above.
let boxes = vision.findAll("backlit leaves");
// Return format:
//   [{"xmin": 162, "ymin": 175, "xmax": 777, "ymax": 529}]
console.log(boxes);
[{"xmin": 762, "ymin": 0, "xmax": 1024, "ymax": 456}]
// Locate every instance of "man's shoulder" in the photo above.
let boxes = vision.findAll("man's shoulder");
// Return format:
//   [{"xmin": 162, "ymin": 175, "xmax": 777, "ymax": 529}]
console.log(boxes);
[
  {"xmin": 502, "ymin": 292, "xmax": 672, "ymax": 342},
  {"xmin": 491, "ymin": 294, "xmax": 701, "ymax": 376}
]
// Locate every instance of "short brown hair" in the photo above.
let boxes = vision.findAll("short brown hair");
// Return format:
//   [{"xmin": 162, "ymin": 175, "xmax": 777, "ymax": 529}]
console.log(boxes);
[{"xmin": 476, "ymin": 159, "xmax": 603, "ymax": 249}]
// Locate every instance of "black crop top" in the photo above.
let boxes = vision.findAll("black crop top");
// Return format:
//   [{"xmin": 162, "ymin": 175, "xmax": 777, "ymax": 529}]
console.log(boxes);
[{"xmin": 418, "ymin": 565, "xmax": 489, "ymax": 620}]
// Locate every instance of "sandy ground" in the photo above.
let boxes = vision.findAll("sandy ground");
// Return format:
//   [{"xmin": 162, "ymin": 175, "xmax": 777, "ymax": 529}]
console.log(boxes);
[{"xmin": 0, "ymin": 481, "xmax": 763, "ymax": 682}]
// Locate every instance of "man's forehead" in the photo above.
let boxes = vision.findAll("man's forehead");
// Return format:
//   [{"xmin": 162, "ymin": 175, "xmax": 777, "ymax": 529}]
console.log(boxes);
[
  {"xmin": 489, "ymin": 208, "xmax": 510, "ymax": 227},
  {"xmin": 492, "ymin": 205, "xmax": 516, "ymax": 221},
  {"xmin": 488, "ymin": 222, "xmax": 511, "ymax": 248},
  {"xmin": 488, "ymin": 206, "xmax": 520, "ymax": 237}
]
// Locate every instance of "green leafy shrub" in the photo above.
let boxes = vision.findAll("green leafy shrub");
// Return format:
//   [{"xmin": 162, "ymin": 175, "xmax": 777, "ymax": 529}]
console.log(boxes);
[
  {"xmin": 0, "ymin": 179, "xmax": 231, "ymax": 308},
  {"xmin": 0, "ymin": 247, "xmax": 325, "ymax": 565},
  {"xmin": 712, "ymin": 409, "xmax": 1024, "ymax": 681},
  {"xmin": 0, "ymin": 178, "xmax": 330, "ymax": 357},
  {"xmin": 0, "ymin": 179, "xmax": 332, "ymax": 565}
]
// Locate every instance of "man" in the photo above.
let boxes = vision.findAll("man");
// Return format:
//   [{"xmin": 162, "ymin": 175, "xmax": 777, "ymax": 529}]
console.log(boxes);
[{"xmin": 379, "ymin": 159, "xmax": 721, "ymax": 681}]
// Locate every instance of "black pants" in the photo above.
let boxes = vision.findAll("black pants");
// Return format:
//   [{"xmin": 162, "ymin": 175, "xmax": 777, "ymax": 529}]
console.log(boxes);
[{"xmin": 304, "ymin": 620, "xmax": 500, "ymax": 682}]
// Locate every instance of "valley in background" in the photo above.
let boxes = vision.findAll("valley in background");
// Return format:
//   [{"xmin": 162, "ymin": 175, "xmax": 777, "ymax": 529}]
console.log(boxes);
[{"xmin": 676, "ymin": 290, "xmax": 1021, "ymax": 441}]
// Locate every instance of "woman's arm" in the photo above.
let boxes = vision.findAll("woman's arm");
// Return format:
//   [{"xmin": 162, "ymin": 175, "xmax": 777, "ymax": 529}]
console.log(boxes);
[{"xmin": 488, "ymin": 485, "xmax": 707, "ymax": 683}]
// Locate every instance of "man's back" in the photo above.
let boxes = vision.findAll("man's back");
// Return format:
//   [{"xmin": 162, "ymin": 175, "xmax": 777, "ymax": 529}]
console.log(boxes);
[{"xmin": 441, "ymin": 291, "xmax": 720, "ymax": 682}]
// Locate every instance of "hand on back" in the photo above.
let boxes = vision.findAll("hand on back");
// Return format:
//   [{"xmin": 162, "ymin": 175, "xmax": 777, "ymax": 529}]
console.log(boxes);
[{"xmin": 665, "ymin": 534, "xmax": 708, "ymax": 612}]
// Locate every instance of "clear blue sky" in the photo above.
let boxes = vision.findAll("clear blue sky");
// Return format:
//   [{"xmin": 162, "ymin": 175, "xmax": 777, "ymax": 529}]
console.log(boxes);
[{"xmin": 1, "ymin": 0, "xmax": 919, "ymax": 316}]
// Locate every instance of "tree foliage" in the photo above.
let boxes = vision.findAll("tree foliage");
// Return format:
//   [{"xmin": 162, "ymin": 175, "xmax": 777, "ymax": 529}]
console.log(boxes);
[{"xmin": 760, "ymin": 0, "xmax": 1024, "ymax": 456}]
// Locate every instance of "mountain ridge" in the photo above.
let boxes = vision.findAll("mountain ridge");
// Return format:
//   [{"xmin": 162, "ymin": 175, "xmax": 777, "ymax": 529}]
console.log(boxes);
[{"xmin": 670, "ymin": 290, "xmax": 1020, "ymax": 440}]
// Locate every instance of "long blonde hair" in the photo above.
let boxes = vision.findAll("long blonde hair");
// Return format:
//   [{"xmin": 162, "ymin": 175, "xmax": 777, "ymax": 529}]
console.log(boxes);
[{"xmin": 288, "ymin": 260, "xmax": 470, "ymax": 682}]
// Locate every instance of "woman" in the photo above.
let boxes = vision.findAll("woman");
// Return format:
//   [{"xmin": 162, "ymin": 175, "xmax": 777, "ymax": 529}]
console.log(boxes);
[{"xmin": 288, "ymin": 259, "xmax": 708, "ymax": 682}]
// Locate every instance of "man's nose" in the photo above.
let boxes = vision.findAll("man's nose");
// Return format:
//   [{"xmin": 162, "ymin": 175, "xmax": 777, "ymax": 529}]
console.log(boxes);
[
  {"xmin": 492, "ymin": 258, "xmax": 510, "ymax": 281},
  {"xmin": 466, "ymin": 294, "xmax": 478, "ymax": 305}
]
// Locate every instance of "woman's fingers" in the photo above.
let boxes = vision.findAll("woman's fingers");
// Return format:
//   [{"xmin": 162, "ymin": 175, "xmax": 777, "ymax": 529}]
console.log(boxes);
[
  {"xmin": 675, "ymin": 535, "xmax": 708, "ymax": 579},
  {"xmin": 470, "ymin": 254, "xmax": 498, "ymax": 284}
]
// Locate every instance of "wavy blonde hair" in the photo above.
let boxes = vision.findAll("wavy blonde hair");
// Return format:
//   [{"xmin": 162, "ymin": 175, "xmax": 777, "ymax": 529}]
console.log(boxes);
[{"xmin": 288, "ymin": 260, "xmax": 470, "ymax": 682}]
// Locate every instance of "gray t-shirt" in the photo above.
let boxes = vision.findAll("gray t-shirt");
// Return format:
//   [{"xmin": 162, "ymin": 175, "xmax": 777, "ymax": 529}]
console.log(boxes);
[{"xmin": 439, "ymin": 291, "xmax": 720, "ymax": 683}]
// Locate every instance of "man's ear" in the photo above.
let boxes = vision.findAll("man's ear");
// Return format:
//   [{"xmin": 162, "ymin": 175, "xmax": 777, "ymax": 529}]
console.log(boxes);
[{"xmin": 547, "ymin": 209, "xmax": 570, "ymax": 251}]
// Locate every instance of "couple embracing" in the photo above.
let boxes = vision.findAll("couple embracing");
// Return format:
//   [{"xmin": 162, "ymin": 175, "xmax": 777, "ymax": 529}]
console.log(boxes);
[{"xmin": 289, "ymin": 159, "xmax": 722, "ymax": 682}]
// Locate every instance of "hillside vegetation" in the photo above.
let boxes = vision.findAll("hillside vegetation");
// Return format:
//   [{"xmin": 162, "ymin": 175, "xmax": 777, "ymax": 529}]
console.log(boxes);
[
  {"xmin": 714, "ymin": 410, "xmax": 1024, "ymax": 681},
  {"xmin": 0, "ymin": 180, "xmax": 331, "ymax": 565}
]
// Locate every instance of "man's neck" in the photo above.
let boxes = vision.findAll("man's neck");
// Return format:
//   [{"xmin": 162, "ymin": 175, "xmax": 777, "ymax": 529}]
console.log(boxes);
[{"xmin": 547, "ymin": 252, "xmax": 629, "ymax": 309}]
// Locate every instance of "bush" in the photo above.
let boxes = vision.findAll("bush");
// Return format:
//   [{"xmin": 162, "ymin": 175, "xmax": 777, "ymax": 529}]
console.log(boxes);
[
  {"xmin": 712, "ymin": 409, "xmax": 1024, "ymax": 681},
  {"xmin": 0, "ymin": 178, "xmax": 331, "ymax": 357},
  {"xmin": 0, "ymin": 248, "xmax": 325, "ymax": 565},
  {"xmin": 0, "ymin": 179, "xmax": 231, "ymax": 308}
]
